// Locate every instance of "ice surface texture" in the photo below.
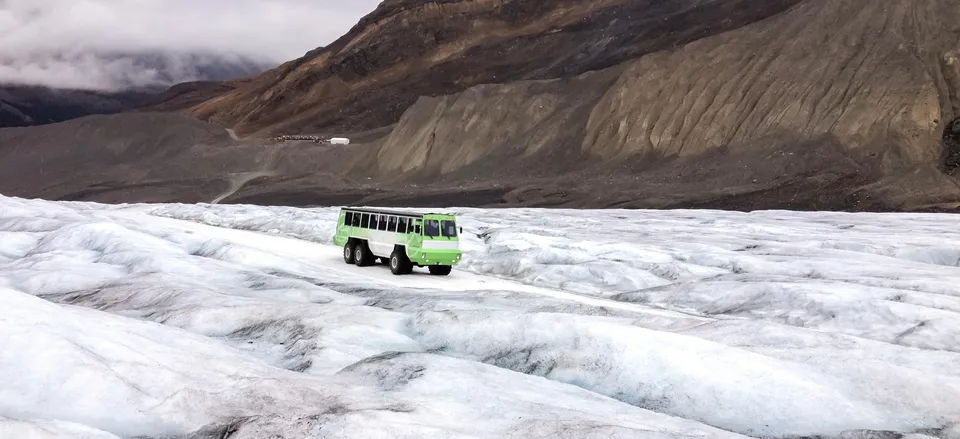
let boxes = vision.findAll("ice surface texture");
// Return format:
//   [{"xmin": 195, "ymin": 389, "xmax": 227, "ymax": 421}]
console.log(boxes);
[{"xmin": 2, "ymin": 196, "xmax": 959, "ymax": 438}]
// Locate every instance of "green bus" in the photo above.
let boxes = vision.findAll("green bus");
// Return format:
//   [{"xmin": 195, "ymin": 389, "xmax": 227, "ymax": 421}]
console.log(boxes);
[{"xmin": 332, "ymin": 207, "xmax": 463, "ymax": 275}]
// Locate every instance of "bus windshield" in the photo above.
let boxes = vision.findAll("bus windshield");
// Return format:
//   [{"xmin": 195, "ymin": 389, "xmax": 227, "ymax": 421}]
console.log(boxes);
[
  {"xmin": 424, "ymin": 220, "xmax": 440, "ymax": 237},
  {"xmin": 441, "ymin": 220, "xmax": 458, "ymax": 237}
]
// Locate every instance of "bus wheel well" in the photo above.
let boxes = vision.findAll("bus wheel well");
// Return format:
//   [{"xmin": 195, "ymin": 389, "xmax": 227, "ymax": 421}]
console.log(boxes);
[
  {"xmin": 348, "ymin": 237, "xmax": 364, "ymax": 247},
  {"xmin": 393, "ymin": 244, "xmax": 406, "ymax": 254}
]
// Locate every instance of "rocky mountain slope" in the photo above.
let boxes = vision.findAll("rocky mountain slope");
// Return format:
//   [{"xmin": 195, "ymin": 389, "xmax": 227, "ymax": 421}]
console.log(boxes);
[
  {"xmin": 2, "ymin": 0, "xmax": 960, "ymax": 211},
  {"xmin": 341, "ymin": 0, "xmax": 960, "ymax": 211},
  {"xmin": 184, "ymin": 0, "xmax": 804, "ymax": 136},
  {"xmin": 187, "ymin": 0, "xmax": 959, "ymax": 211}
]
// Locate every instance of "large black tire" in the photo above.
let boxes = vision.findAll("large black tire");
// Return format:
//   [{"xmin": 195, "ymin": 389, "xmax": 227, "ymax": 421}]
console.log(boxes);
[
  {"xmin": 354, "ymin": 242, "xmax": 375, "ymax": 267},
  {"xmin": 390, "ymin": 250, "xmax": 413, "ymax": 275},
  {"xmin": 343, "ymin": 242, "xmax": 355, "ymax": 264},
  {"xmin": 428, "ymin": 265, "xmax": 452, "ymax": 276}
]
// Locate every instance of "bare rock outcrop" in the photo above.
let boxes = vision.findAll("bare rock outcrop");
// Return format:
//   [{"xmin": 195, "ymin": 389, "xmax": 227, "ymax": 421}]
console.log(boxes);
[
  {"xmin": 357, "ymin": 0, "xmax": 960, "ymax": 210},
  {"xmin": 4, "ymin": 0, "xmax": 960, "ymax": 211},
  {"xmin": 581, "ymin": 0, "xmax": 958, "ymax": 168},
  {"xmin": 369, "ymin": 67, "xmax": 623, "ymax": 180},
  {"xmin": 183, "ymin": 0, "xmax": 802, "ymax": 136}
]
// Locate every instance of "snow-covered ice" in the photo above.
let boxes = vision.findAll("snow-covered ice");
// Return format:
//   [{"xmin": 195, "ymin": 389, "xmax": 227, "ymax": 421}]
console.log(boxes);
[{"xmin": 2, "ymin": 196, "xmax": 960, "ymax": 438}]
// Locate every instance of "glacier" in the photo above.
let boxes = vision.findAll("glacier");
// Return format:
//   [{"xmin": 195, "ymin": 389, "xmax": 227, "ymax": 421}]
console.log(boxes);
[{"xmin": 1, "ymin": 195, "xmax": 959, "ymax": 438}]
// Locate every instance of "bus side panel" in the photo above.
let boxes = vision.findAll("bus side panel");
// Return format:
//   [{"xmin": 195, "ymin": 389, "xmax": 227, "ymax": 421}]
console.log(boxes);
[
  {"xmin": 367, "ymin": 229, "xmax": 396, "ymax": 257},
  {"xmin": 336, "ymin": 212, "xmax": 443, "ymax": 262}
]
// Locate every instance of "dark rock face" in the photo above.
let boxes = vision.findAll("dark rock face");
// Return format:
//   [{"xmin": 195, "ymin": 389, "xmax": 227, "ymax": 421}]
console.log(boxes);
[
  {"xmin": 945, "ymin": 118, "xmax": 960, "ymax": 174},
  {"xmin": 186, "ymin": 0, "xmax": 804, "ymax": 135},
  {"xmin": 3, "ymin": 0, "xmax": 960, "ymax": 212},
  {"xmin": 341, "ymin": 0, "xmax": 960, "ymax": 211}
]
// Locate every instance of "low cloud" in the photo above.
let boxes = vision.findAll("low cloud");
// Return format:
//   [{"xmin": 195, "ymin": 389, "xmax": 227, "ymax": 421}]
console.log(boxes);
[{"xmin": 0, "ymin": 0, "xmax": 382, "ymax": 90}]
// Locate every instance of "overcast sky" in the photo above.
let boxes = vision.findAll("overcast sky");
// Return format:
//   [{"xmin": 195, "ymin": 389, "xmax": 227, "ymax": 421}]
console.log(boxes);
[{"xmin": 0, "ymin": 0, "xmax": 382, "ymax": 90}]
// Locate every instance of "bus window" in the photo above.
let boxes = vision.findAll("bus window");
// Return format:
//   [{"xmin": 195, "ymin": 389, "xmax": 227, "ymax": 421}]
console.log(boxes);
[
  {"xmin": 441, "ymin": 220, "xmax": 458, "ymax": 237},
  {"xmin": 424, "ymin": 219, "xmax": 440, "ymax": 237},
  {"xmin": 378, "ymin": 216, "xmax": 388, "ymax": 231},
  {"xmin": 388, "ymin": 216, "xmax": 397, "ymax": 232},
  {"xmin": 345, "ymin": 211, "xmax": 353, "ymax": 225},
  {"xmin": 352, "ymin": 213, "xmax": 361, "ymax": 227},
  {"xmin": 397, "ymin": 217, "xmax": 408, "ymax": 234},
  {"xmin": 360, "ymin": 213, "xmax": 370, "ymax": 228}
]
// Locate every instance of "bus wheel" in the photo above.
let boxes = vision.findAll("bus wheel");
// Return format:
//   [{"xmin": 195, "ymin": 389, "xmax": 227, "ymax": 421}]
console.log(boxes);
[
  {"xmin": 390, "ymin": 250, "xmax": 413, "ymax": 275},
  {"xmin": 428, "ymin": 265, "xmax": 452, "ymax": 276},
  {"xmin": 343, "ymin": 243, "xmax": 355, "ymax": 264},
  {"xmin": 354, "ymin": 243, "xmax": 374, "ymax": 267}
]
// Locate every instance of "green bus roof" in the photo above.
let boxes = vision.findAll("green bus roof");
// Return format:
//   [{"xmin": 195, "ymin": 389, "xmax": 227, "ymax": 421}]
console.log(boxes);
[{"xmin": 340, "ymin": 207, "xmax": 455, "ymax": 218}]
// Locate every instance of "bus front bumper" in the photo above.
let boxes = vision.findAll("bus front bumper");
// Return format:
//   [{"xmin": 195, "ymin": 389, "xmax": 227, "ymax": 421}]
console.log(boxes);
[{"xmin": 413, "ymin": 250, "xmax": 462, "ymax": 266}]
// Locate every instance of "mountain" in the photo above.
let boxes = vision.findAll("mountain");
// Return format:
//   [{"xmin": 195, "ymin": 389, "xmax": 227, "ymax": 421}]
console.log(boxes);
[
  {"xmin": 2, "ymin": 0, "xmax": 960, "ymax": 212},
  {"xmin": 0, "ymin": 85, "xmax": 163, "ymax": 128},
  {"xmin": 175, "ymin": 0, "xmax": 960, "ymax": 211},
  {"xmin": 361, "ymin": 0, "xmax": 960, "ymax": 211},
  {"xmin": 183, "ymin": 0, "xmax": 805, "ymax": 136},
  {"xmin": 0, "ymin": 52, "xmax": 273, "ymax": 128}
]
